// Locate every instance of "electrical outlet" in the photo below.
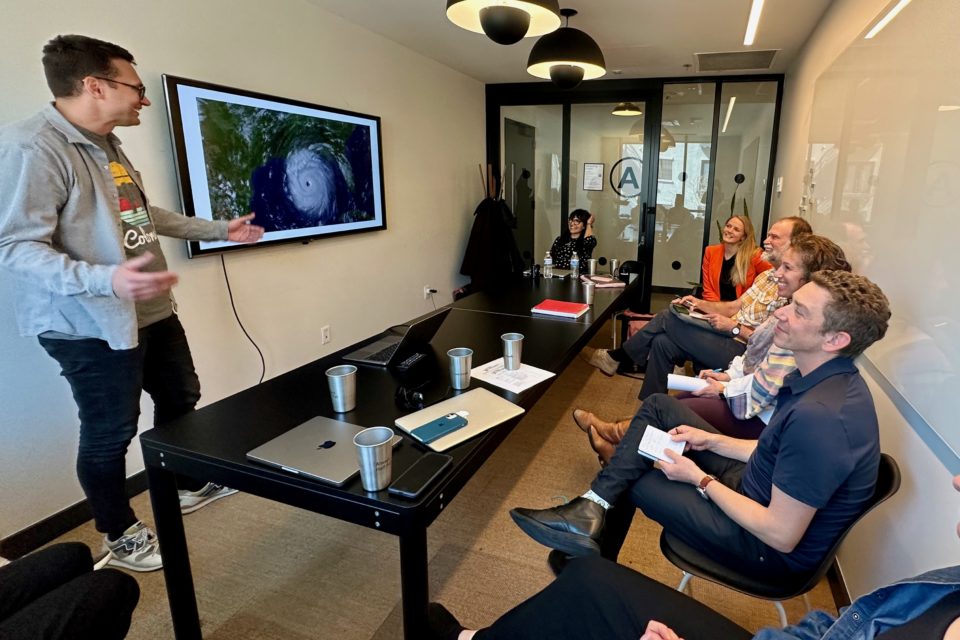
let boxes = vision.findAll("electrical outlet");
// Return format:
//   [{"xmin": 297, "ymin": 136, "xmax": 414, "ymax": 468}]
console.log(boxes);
[
  {"xmin": 423, "ymin": 285, "xmax": 436, "ymax": 299},
  {"xmin": 321, "ymin": 325, "xmax": 331, "ymax": 344}
]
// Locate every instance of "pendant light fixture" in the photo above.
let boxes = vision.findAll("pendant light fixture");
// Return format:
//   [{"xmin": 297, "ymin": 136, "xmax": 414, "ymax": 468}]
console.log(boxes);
[
  {"xmin": 527, "ymin": 8, "xmax": 605, "ymax": 89},
  {"xmin": 446, "ymin": 0, "xmax": 561, "ymax": 46},
  {"xmin": 612, "ymin": 102, "xmax": 642, "ymax": 116}
]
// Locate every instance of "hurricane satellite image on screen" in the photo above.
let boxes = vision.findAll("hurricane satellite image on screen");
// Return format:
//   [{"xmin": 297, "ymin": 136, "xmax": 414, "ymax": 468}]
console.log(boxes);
[{"xmin": 197, "ymin": 99, "xmax": 376, "ymax": 233}]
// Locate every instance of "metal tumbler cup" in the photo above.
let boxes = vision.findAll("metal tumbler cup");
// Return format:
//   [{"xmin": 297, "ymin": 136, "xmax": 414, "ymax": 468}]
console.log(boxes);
[
  {"xmin": 326, "ymin": 364, "xmax": 357, "ymax": 413},
  {"xmin": 354, "ymin": 426, "xmax": 394, "ymax": 491},
  {"xmin": 448, "ymin": 347, "xmax": 473, "ymax": 390},
  {"xmin": 501, "ymin": 333, "xmax": 524, "ymax": 371}
]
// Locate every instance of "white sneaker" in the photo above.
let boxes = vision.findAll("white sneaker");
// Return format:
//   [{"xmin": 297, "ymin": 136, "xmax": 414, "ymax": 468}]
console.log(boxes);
[
  {"xmin": 587, "ymin": 349, "xmax": 620, "ymax": 376},
  {"xmin": 102, "ymin": 521, "xmax": 162, "ymax": 572},
  {"xmin": 179, "ymin": 482, "xmax": 238, "ymax": 514}
]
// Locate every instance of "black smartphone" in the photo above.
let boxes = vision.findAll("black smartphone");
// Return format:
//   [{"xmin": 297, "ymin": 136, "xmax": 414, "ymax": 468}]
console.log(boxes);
[
  {"xmin": 671, "ymin": 302, "xmax": 691, "ymax": 315},
  {"xmin": 388, "ymin": 453, "xmax": 453, "ymax": 499}
]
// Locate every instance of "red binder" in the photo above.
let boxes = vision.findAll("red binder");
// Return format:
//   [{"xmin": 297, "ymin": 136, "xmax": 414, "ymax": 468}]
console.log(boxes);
[{"xmin": 531, "ymin": 299, "xmax": 590, "ymax": 318}]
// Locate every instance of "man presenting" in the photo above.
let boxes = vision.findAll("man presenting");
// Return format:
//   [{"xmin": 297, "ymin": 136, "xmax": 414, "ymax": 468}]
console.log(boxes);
[
  {"xmin": 0, "ymin": 35, "xmax": 264, "ymax": 571},
  {"xmin": 513, "ymin": 271, "xmax": 890, "ymax": 581}
]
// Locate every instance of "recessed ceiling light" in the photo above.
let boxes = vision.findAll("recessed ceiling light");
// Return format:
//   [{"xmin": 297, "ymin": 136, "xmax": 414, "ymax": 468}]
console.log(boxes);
[
  {"xmin": 743, "ymin": 0, "xmax": 765, "ymax": 46},
  {"xmin": 938, "ymin": 105, "xmax": 960, "ymax": 112},
  {"xmin": 864, "ymin": 0, "xmax": 912, "ymax": 39},
  {"xmin": 722, "ymin": 96, "xmax": 737, "ymax": 133}
]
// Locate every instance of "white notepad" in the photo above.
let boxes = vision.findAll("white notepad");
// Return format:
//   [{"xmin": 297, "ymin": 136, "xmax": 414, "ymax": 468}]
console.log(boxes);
[{"xmin": 637, "ymin": 425, "xmax": 686, "ymax": 463}]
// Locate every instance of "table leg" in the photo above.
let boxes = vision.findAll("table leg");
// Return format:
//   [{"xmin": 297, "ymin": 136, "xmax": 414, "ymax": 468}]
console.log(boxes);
[
  {"xmin": 146, "ymin": 463, "xmax": 201, "ymax": 640},
  {"xmin": 399, "ymin": 527, "xmax": 429, "ymax": 639}
]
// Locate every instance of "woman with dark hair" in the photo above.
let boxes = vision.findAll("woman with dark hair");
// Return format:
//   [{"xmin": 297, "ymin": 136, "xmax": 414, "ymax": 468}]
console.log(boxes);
[{"xmin": 549, "ymin": 209, "xmax": 596, "ymax": 269}]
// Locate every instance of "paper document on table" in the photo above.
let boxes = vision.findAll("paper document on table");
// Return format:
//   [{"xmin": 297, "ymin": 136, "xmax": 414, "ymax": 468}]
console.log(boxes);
[
  {"xmin": 471, "ymin": 359, "xmax": 555, "ymax": 393},
  {"xmin": 667, "ymin": 374, "xmax": 710, "ymax": 393},
  {"xmin": 637, "ymin": 425, "xmax": 686, "ymax": 463}
]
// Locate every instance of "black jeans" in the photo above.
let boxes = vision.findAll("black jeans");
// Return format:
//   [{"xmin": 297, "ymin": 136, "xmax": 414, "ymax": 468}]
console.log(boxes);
[
  {"xmin": 622, "ymin": 309, "xmax": 746, "ymax": 399},
  {"xmin": 475, "ymin": 555, "xmax": 752, "ymax": 640},
  {"xmin": 39, "ymin": 315, "xmax": 201, "ymax": 538},
  {"xmin": 590, "ymin": 393, "xmax": 794, "ymax": 581},
  {"xmin": 0, "ymin": 542, "xmax": 139, "ymax": 640}
]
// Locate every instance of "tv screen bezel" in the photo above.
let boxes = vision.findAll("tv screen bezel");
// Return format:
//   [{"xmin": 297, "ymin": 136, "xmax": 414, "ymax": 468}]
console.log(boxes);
[{"xmin": 161, "ymin": 74, "xmax": 387, "ymax": 257}]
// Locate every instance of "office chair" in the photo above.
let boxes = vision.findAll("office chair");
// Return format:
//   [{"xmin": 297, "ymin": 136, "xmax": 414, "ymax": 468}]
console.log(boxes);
[{"xmin": 659, "ymin": 453, "xmax": 900, "ymax": 627}]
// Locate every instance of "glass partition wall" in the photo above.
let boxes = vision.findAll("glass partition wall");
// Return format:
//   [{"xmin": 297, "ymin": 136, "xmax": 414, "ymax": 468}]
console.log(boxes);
[{"xmin": 490, "ymin": 76, "xmax": 782, "ymax": 309}]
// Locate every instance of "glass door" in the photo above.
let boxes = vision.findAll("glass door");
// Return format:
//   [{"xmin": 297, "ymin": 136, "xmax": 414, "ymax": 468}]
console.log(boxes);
[
  {"xmin": 651, "ymin": 80, "xmax": 781, "ymax": 296},
  {"xmin": 652, "ymin": 83, "xmax": 716, "ymax": 291},
  {"xmin": 568, "ymin": 102, "xmax": 649, "ymax": 277}
]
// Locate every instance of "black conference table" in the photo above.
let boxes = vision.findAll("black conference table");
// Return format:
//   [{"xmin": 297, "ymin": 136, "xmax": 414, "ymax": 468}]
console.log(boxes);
[{"xmin": 140, "ymin": 275, "xmax": 635, "ymax": 639}]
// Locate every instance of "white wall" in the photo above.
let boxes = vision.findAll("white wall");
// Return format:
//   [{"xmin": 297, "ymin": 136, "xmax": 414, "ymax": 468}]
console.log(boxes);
[
  {"xmin": 774, "ymin": 0, "xmax": 959, "ymax": 597},
  {"xmin": 0, "ymin": 0, "xmax": 484, "ymax": 539}
]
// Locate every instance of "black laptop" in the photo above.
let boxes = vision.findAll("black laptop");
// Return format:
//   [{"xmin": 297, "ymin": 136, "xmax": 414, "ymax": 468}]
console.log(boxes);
[{"xmin": 343, "ymin": 308, "xmax": 451, "ymax": 367}]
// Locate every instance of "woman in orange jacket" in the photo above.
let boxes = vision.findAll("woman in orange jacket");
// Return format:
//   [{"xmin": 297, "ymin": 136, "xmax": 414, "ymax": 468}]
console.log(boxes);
[{"xmin": 701, "ymin": 215, "xmax": 770, "ymax": 301}]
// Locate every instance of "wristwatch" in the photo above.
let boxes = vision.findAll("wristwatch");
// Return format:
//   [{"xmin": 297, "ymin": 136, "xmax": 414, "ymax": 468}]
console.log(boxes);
[
  {"xmin": 697, "ymin": 474, "xmax": 718, "ymax": 500},
  {"xmin": 731, "ymin": 323, "xmax": 742, "ymax": 337}
]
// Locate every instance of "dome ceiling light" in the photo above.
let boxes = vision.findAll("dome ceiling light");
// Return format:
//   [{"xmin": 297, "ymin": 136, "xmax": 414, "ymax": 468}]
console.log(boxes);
[
  {"xmin": 446, "ymin": 0, "xmax": 561, "ymax": 46},
  {"xmin": 612, "ymin": 102, "xmax": 643, "ymax": 116},
  {"xmin": 527, "ymin": 8, "xmax": 605, "ymax": 89}
]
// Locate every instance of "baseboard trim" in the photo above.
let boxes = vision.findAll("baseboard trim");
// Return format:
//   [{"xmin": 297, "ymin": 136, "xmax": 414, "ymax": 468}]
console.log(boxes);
[
  {"xmin": 0, "ymin": 471, "xmax": 148, "ymax": 560},
  {"xmin": 826, "ymin": 560, "xmax": 852, "ymax": 609}
]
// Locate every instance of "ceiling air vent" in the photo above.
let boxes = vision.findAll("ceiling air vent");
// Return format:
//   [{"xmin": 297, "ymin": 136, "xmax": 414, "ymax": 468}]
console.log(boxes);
[{"xmin": 696, "ymin": 50, "xmax": 778, "ymax": 72}]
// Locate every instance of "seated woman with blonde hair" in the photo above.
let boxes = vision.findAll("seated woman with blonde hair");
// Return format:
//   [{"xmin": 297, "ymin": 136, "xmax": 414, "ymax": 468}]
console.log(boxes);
[{"xmin": 701, "ymin": 215, "xmax": 769, "ymax": 302}]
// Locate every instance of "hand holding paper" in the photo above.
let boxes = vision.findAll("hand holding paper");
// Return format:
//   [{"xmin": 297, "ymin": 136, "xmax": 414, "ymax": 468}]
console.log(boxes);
[
  {"xmin": 659, "ymin": 448, "xmax": 707, "ymax": 485},
  {"xmin": 637, "ymin": 425, "xmax": 686, "ymax": 462}
]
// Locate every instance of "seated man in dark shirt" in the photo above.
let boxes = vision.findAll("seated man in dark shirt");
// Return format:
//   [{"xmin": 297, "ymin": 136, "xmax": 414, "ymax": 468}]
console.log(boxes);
[
  {"xmin": 511, "ymin": 271, "xmax": 891, "ymax": 582},
  {"xmin": 427, "ymin": 475, "xmax": 960, "ymax": 640}
]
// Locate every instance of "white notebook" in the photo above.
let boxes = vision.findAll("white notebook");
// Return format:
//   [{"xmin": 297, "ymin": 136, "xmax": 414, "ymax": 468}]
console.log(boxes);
[{"xmin": 637, "ymin": 425, "xmax": 686, "ymax": 463}]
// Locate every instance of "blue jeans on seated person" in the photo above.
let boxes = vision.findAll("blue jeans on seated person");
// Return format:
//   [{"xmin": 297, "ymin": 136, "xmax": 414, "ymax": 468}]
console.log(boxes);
[{"xmin": 39, "ymin": 314, "xmax": 201, "ymax": 539}]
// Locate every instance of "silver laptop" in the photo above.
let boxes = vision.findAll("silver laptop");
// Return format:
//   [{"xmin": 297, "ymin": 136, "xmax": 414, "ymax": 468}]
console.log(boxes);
[
  {"xmin": 343, "ymin": 308, "xmax": 451, "ymax": 367},
  {"xmin": 245, "ymin": 416, "xmax": 367, "ymax": 486}
]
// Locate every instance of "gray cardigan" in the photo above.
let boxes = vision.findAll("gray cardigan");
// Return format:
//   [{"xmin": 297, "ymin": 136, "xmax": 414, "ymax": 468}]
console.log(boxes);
[{"xmin": 0, "ymin": 104, "xmax": 228, "ymax": 349}]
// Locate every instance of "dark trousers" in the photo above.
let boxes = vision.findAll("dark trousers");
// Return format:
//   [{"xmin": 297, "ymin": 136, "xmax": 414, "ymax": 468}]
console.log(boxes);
[
  {"xmin": 475, "ymin": 555, "xmax": 752, "ymax": 640},
  {"xmin": 0, "ymin": 542, "xmax": 139, "ymax": 640},
  {"xmin": 39, "ymin": 315, "xmax": 202, "ymax": 539},
  {"xmin": 590, "ymin": 393, "xmax": 794, "ymax": 581},
  {"xmin": 621, "ymin": 310, "xmax": 746, "ymax": 399}
]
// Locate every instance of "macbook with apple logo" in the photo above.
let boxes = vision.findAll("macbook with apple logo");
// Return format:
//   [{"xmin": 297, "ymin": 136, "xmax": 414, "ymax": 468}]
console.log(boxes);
[{"xmin": 246, "ymin": 416, "xmax": 399, "ymax": 486}]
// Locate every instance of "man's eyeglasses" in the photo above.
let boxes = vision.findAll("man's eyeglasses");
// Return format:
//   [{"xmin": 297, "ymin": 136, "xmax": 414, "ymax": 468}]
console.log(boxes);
[{"xmin": 92, "ymin": 76, "xmax": 146, "ymax": 100}]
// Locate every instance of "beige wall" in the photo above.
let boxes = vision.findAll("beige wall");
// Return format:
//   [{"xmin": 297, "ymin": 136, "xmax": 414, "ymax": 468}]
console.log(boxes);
[
  {"xmin": 774, "ymin": 0, "xmax": 959, "ymax": 597},
  {"xmin": 0, "ymin": 0, "xmax": 484, "ymax": 538}
]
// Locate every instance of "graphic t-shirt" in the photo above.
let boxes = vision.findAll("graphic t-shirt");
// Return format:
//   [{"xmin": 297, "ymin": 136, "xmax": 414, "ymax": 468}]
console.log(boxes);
[{"xmin": 81, "ymin": 129, "xmax": 173, "ymax": 329}]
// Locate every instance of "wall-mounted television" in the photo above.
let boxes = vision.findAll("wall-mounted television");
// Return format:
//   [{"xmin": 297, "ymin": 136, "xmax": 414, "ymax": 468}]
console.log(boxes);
[{"xmin": 162, "ymin": 75, "xmax": 386, "ymax": 257}]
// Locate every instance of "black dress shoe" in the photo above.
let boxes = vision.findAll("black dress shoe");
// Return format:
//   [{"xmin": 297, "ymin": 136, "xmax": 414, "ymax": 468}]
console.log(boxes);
[
  {"xmin": 427, "ymin": 603, "xmax": 464, "ymax": 640},
  {"xmin": 547, "ymin": 549, "xmax": 573, "ymax": 577},
  {"xmin": 510, "ymin": 497, "xmax": 605, "ymax": 556}
]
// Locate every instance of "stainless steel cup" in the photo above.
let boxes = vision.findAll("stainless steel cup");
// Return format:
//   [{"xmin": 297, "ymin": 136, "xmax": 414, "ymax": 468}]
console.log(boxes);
[
  {"xmin": 586, "ymin": 258, "xmax": 598, "ymax": 275},
  {"xmin": 326, "ymin": 364, "xmax": 357, "ymax": 413},
  {"xmin": 501, "ymin": 332, "xmax": 524, "ymax": 371},
  {"xmin": 609, "ymin": 258, "xmax": 619, "ymax": 276},
  {"xmin": 354, "ymin": 426, "xmax": 394, "ymax": 491},
  {"xmin": 584, "ymin": 281, "xmax": 596, "ymax": 305},
  {"xmin": 448, "ymin": 347, "xmax": 473, "ymax": 390}
]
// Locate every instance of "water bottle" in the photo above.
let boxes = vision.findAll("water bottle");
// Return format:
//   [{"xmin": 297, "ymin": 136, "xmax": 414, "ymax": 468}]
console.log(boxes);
[
  {"xmin": 570, "ymin": 251, "xmax": 580, "ymax": 277},
  {"xmin": 543, "ymin": 251, "xmax": 553, "ymax": 278}
]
